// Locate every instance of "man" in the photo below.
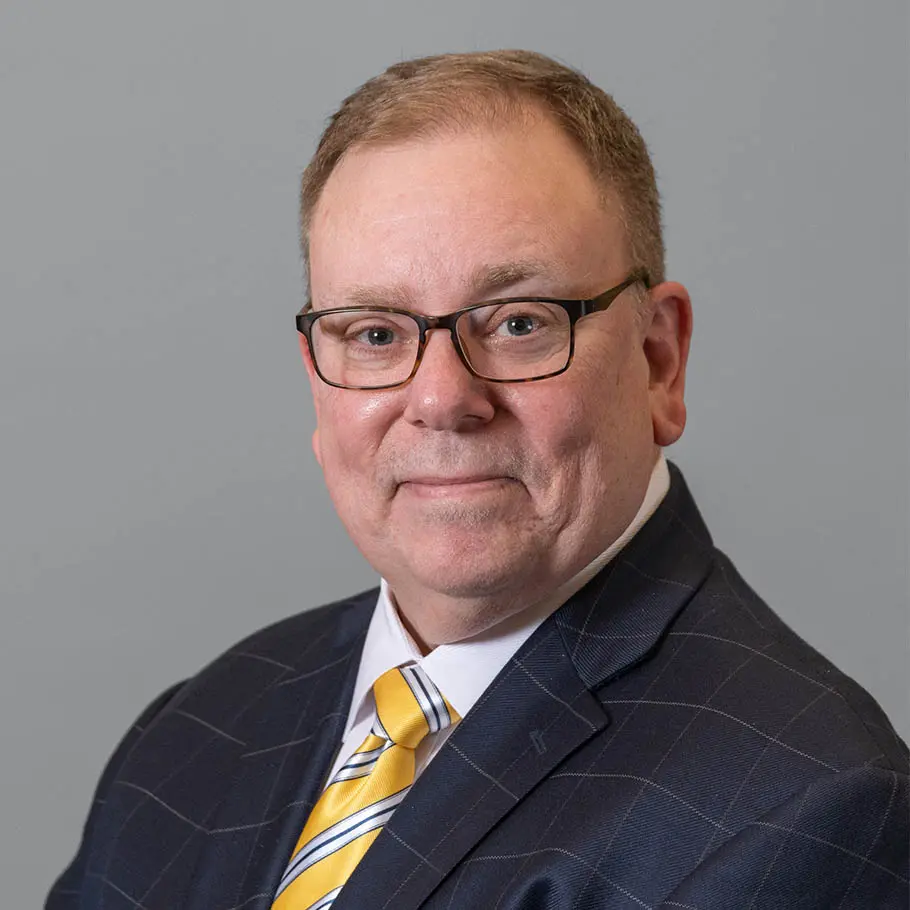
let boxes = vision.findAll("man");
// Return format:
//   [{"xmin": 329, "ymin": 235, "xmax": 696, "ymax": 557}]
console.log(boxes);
[{"xmin": 48, "ymin": 50, "xmax": 908, "ymax": 910}]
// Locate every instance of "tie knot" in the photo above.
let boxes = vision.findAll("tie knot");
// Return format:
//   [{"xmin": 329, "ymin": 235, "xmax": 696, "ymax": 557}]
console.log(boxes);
[{"xmin": 372, "ymin": 665, "xmax": 459, "ymax": 749}]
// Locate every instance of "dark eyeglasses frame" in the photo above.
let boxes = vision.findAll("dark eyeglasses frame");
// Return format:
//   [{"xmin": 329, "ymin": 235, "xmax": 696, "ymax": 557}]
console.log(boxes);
[{"xmin": 296, "ymin": 268, "xmax": 651, "ymax": 391}]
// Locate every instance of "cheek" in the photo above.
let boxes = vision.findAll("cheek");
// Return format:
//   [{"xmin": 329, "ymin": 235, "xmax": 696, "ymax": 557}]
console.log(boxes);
[
  {"xmin": 314, "ymin": 388, "xmax": 397, "ymax": 476},
  {"xmin": 543, "ymin": 396, "xmax": 595, "ymax": 457},
  {"xmin": 502, "ymin": 386, "xmax": 599, "ymax": 504},
  {"xmin": 511, "ymin": 346, "xmax": 649, "ymax": 481}
]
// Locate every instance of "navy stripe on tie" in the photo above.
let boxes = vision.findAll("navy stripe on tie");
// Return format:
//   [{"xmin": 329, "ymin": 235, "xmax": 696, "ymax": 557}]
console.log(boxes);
[
  {"xmin": 400, "ymin": 666, "xmax": 438, "ymax": 733},
  {"xmin": 341, "ymin": 744, "xmax": 386, "ymax": 769},
  {"xmin": 414, "ymin": 664, "xmax": 450, "ymax": 729},
  {"xmin": 332, "ymin": 741, "xmax": 393, "ymax": 782},
  {"xmin": 404, "ymin": 665, "xmax": 447, "ymax": 732},
  {"xmin": 277, "ymin": 787, "xmax": 411, "ymax": 894}
]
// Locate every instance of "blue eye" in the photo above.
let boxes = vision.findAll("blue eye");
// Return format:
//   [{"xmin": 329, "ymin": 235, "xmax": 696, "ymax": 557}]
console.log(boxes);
[
  {"xmin": 358, "ymin": 327, "xmax": 396, "ymax": 346},
  {"xmin": 500, "ymin": 315, "xmax": 537, "ymax": 336}
]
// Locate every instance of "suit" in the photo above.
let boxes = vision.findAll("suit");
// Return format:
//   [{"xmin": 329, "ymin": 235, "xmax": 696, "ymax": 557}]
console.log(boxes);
[{"xmin": 48, "ymin": 464, "xmax": 909, "ymax": 909}]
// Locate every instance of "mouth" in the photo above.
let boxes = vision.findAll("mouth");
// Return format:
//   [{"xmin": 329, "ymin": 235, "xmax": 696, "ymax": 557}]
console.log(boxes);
[
  {"xmin": 398, "ymin": 475, "xmax": 515, "ymax": 498},
  {"xmin": 404, "ymin": 473, "xmax": 505, "ymax": 485}
]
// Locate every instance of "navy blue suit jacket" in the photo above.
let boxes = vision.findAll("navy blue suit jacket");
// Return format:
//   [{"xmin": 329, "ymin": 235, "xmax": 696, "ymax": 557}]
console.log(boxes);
[{"xmin": 48, "ymin": 464, "xmax": 909, "ymax": 908}]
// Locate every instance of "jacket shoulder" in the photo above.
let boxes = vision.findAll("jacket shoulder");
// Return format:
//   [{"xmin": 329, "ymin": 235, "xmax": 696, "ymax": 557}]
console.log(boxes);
[
  {"xmin": 213, "ymin": 585, "xmax": 379, "ymax": 672},
  {"xmin": 45, "ymin": 587, "xmax": 378, "ymax": 908},
  {"xmin": 658, "ymin": 547, "xmax": 908, "ymax": 774}
]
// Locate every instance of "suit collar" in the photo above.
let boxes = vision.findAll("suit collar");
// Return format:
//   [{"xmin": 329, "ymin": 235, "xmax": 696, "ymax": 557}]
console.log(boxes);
[{"xmin": 556, "ymin": 460, "xmax": 715, "ymax": 690}]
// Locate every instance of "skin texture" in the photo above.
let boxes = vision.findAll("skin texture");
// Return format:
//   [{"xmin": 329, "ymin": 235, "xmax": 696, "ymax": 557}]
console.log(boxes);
[{"xmin": 302, "ymin": 112, "xmax": 692, "ymax": 652}]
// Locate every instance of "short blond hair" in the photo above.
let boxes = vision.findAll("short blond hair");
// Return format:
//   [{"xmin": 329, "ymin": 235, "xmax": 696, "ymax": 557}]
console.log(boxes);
[{"xmin": 300, "ymin": 50, "xmax": 664, "ymax": 285}]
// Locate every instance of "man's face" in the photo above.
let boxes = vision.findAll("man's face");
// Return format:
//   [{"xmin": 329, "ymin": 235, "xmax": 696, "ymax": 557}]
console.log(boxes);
[{"xmin": 304, "ymin": 114, "xmax": 688, "ymax": 641}]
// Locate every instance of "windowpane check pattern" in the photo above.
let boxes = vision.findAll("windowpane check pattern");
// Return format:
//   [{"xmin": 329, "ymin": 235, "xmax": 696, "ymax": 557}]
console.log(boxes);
[
  {"xmin": 271, "ymin": 665, "xmax": 459, "ymax": 910},
  {"xmin": 296, "ymin": 270, "xmax": 649, "ymax": 390}
]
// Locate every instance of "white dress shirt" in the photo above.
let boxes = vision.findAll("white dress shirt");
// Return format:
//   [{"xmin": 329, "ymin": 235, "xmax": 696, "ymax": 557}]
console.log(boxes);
[{"xmin": 324, "ymin": 452, "xmax": 671, "ymax": 786}]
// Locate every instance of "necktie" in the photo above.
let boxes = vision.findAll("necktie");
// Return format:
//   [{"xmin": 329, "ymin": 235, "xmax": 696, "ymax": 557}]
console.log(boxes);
[{"xmin": 271, "ymin": 664, "xmax": 459, "ymax": 910}]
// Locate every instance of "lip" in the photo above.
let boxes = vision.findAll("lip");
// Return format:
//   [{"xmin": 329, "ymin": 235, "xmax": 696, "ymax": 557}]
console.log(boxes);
[
  {"xmin": 398, "ymin": 476, "xmax": 514, "ymax": 497},
  {"xmin": 402, "ymin": 474, "xmax": 506, "ymax": 486}
]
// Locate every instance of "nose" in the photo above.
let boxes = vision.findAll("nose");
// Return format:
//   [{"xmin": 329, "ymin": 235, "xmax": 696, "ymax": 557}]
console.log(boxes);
[{"xmin": 401, "ymin": 328, "xmax": 496, "ymax": 430}]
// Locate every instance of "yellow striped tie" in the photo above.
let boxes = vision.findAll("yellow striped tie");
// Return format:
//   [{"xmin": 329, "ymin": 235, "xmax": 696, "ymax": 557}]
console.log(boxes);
[{"xmin": 271, "ymin": 664, "xmax": 459, "ymax": 910}]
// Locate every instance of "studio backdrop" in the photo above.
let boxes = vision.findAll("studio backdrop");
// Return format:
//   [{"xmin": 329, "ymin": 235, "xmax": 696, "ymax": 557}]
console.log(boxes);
[{"xmin": 0, "ymin": 1, "xmax": 906, "ymax": 906}]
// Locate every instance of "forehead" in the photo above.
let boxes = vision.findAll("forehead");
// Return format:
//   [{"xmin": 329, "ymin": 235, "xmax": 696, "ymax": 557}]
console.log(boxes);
[{"xmin": 308, "ymin": 118, "xmax": 629, "ymax": 306}]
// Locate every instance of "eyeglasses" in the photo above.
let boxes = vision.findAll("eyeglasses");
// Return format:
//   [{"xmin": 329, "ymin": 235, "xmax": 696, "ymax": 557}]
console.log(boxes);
[{"xmin": 296, "ymin": 269, "xmax": 650, "ymax": 391}]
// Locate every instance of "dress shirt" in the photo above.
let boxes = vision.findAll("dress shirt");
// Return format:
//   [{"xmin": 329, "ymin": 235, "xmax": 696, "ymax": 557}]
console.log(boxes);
[{"xmin": 324, "ymin": 451, "xmax": 671, "ymax": 786}]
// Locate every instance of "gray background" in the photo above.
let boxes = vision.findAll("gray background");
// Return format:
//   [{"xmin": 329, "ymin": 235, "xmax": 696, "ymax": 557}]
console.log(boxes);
[{"xmin": 1, "ymin": 0, "xmax": 907, "ymax": 904}]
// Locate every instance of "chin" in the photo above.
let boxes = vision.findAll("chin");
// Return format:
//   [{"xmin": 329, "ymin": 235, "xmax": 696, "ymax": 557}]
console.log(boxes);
[
  {"xmin": 414, "ymin": 568, "xmax": 512, "ymax": 600},
  {"xmin": 399, "ymin": 535, "xmax": 540, "ymax": 600},
  {"xmin": 352, "ymin": 497, "xmax": 557, "ymax": 599}
]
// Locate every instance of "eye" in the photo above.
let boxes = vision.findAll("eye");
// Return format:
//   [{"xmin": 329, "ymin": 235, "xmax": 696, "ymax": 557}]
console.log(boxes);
[
  {"xmin": 354, "ymin": 326, "xmax": 397, "ymax": 346},
  {"xmin": 497, "ymin": 314, "xmax": 538, "ymax": 337},
  {"xmin": 336, "ymin": 316, "xmax": 413, "ymax": 347}
]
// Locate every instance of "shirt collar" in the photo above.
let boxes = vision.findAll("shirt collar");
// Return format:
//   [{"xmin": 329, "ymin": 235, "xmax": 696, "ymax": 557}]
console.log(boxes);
[{"xmin": 343, "ymin": 452, "xmax": 671, "ymax": 734}]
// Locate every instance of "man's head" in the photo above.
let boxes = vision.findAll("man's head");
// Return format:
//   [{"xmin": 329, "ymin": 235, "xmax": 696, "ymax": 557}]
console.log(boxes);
[
  {"xmin": 298, "ymin": 51, "xmax": 692, "ymax": 650},
  {"xmin": 300, "ymin": 50, "xmax": 665, "ymax": 289}
]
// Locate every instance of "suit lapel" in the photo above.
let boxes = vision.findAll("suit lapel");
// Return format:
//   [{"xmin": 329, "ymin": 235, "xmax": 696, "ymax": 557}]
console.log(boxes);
[{"xmin": 334, "ymin": 463, "xmax": 715, "ymax": 910}]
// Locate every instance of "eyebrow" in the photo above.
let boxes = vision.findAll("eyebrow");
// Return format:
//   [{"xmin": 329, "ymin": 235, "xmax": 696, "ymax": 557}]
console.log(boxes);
[
  {"xmin": 467, "ymin": 259, "xmax": 556, "ymax": 296},
  {"xmin": 338, "ymin": 258, "xmax": 559, "ymax": 310}
]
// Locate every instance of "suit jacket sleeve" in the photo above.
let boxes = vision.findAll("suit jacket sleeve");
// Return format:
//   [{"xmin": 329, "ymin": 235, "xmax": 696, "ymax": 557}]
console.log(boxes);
[
  {"xmin": 45, "ymin": 681, "xmax": 186, "ymax": 910},
  {"xmin": 658, "ymin": 764, "xmax": 910, "ymax": 909}
]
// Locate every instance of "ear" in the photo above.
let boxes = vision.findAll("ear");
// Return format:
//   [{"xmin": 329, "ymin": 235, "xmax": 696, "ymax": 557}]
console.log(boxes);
[
  {"xmin": 641, "ymin": 281, "xmax": 693, "ymax": 447},
  {"xmin": 298, "ymin": 334, "xmax": 324, "ymax": 468}
]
